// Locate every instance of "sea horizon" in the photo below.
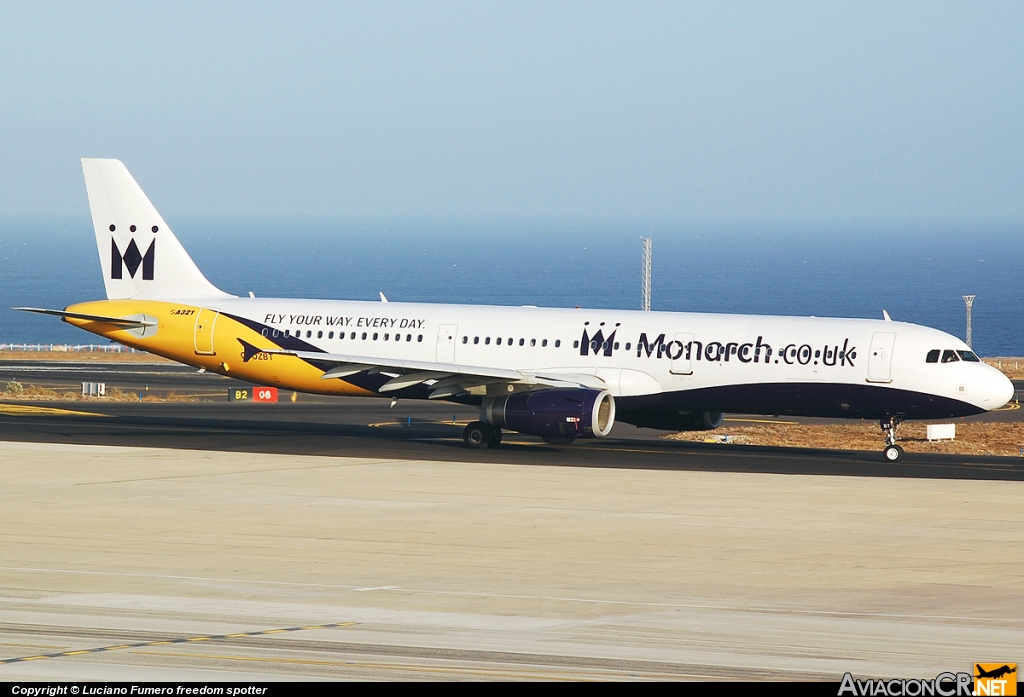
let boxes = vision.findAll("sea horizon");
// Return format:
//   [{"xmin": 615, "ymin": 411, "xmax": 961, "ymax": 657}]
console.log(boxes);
[{"xmin": 2, "ymin": 216, "xmax": 1022, "ymax": 356}]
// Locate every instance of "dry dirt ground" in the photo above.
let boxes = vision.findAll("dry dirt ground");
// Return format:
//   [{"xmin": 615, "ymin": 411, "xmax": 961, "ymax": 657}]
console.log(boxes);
[
  {"xmin": 1, "ymin": 384, "xmax": 200, "ymax": 402},
  {"xmin": 984, "ymin": 357, "xmax": 1024, "ymax": 379},
  {"xmin": 0, "ymin": 350, "xmax": 171, "ymax": 363},
  {"xmin": 666, "ymin": 420, "xmax": 1024, "ymax": 457}
]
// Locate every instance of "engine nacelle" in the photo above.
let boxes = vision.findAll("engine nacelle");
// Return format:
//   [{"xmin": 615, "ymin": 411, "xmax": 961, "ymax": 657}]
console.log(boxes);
[
  {"xmin": 618, "ymin": 409, "xmax": 724, "ymax": 432},
  {"xmin": 481, "ymin": 388, "xmax": 616, "ymax": 439}
]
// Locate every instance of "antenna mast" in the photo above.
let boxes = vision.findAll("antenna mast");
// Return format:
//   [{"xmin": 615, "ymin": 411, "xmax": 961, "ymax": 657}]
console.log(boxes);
[{"xmin": 641, "ymin": 234, "xmax": 652, "ymax": 312}]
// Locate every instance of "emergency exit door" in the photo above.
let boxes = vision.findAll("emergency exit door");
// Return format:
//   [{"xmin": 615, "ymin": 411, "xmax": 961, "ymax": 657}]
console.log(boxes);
[{"xmin": 436, "ymin": 324, "xmax": 458, "ymax": 363}]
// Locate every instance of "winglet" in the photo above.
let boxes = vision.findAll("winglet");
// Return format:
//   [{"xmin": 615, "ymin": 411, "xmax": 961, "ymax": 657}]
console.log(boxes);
[
  {"xmin": 380, "ymin": 292, "xmax": 389, "ymax": 303},
  {"xmin": 882, "ymin": 310, "xmax": 892, "ymax": 321},
  {"xmin": 237, "ymin": 338, "xmax": 264, "ymax": 363}
]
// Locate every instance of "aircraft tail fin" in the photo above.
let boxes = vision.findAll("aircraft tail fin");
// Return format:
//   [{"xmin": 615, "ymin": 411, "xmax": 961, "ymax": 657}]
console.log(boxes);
[{"xmin": 81, "ymin": 158, "xmax": 232, "ymax": 300}]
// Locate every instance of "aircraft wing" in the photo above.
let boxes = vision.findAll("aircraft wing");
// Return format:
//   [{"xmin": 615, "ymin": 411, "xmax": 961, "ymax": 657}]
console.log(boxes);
[{"xmin": 237, "ymin": 339, "xmax": 605, "ymax": 397}]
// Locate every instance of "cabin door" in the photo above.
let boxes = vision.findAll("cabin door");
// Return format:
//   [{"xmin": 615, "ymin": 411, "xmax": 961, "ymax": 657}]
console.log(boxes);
[
  {"xmin": 867, "ymin": 332, "xmax": 896, "ymax": 383},
  {"xmin": 194, "ymin": 308, "xmax": 220, "ymax": 355}
]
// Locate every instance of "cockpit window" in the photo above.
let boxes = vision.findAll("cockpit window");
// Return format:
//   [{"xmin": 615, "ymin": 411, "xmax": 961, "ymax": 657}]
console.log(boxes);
[
  {"xmin": 926, "ymin": 350, "xmax": 940, "ymax": 363},
  {"xmin": 941, "ymin": 350, "xmax": 960, "ymax": 363},
  {"xmin": 957, "ymin": 350, "xmax": 981, "ymax": 362}
]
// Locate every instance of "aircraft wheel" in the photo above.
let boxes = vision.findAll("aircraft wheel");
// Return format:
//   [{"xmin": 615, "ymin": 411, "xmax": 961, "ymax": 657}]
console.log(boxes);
[
  {"xmin": 883, "ymin": 444, "xmax": 904, "ymax": 462},
  {"xmin": 463, "ymin": 422, "xmax": 493, "ymax": 449},
  {"xmin": 490, "ymin": 427, "xmax": 502, "ymax": 447}
]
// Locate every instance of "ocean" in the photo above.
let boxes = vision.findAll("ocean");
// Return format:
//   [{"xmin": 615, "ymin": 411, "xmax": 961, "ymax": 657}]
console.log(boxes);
[{"xmin": 1, "ymin": 217, "xmax": 1021, "ymax": 356}]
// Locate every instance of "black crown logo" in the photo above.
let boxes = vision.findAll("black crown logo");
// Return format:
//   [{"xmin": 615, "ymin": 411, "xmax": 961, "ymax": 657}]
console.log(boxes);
[{"xmin": 111, "ymin": 238, "xmax": 154, "ymax": 280}]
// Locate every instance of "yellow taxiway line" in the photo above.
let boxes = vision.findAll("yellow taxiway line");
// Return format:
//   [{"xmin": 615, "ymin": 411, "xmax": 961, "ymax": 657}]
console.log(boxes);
[{"xmin": 0, "ymin": 403, "xmax": 108, "ymax": 417}]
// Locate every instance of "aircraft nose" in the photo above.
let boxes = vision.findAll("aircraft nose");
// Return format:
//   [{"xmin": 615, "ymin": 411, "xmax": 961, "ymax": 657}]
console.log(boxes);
[{"xmin": 985, "ymin": 368, "xmax": 1015, "ymax": 410}]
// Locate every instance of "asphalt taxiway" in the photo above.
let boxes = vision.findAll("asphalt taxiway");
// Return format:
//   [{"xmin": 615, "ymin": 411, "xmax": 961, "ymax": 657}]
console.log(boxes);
[
  {"xmin": 2, "ymin": 359, "xmax": 1024, "ymax": 480},
  {"xmin": 1, "ymin": 398, "xmax": 1024, "ymax": 481}
]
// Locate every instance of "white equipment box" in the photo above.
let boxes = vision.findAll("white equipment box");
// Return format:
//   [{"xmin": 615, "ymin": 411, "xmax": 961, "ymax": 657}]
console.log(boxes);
[{"xmin": 926, "ymin": 423, "xmax": 956, "ymax": 441}]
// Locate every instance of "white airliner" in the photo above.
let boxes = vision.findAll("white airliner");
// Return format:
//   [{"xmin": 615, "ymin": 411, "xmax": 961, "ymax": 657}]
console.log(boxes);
[{"xmin": 16, "ymin": 159, "xmax": 1015, "ymax": 460}]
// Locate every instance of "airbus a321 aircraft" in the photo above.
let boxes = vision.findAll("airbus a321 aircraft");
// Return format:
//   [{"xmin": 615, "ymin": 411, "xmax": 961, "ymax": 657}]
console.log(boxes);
[{"xmin": 16, "ymin": 159, "xmax": 1015, "ymax": 461}]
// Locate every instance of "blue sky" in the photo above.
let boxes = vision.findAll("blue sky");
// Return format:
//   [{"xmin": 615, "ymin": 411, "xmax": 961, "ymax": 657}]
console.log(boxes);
[{"xmin": 1, "ymin": 2, "xmax": 1022, "ymax": 221}]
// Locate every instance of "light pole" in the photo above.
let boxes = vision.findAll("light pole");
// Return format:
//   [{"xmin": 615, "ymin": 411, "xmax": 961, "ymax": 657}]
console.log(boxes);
[
  {"xmin": 963, "ymin": 295, "xmax": 975, "ymax": 348},
  {"xmin": 641, "ymin": 236, "xmax": 652, "ymax": 312}
]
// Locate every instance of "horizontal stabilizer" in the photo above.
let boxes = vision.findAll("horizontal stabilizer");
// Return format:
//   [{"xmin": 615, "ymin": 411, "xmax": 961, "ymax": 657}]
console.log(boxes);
[{"xmin": 13, "ymin": 307, "xmax": 157, "ymax": 328}]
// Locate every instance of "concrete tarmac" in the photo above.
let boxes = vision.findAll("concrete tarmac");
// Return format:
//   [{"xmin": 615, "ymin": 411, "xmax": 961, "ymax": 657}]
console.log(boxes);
[
  {"xmin": 1, "ymin": 360, "xmax": 1022, "ymax": 680},
  {"xmin": 0, "ymin": 441, "xmax": 1021, "ymax": 681}
]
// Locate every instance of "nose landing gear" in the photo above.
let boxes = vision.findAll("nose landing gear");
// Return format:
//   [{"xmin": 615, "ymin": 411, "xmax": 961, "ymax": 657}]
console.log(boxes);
[{"xmin": 881, "ymin": 416, "xmax": 905, "ymax": 461}]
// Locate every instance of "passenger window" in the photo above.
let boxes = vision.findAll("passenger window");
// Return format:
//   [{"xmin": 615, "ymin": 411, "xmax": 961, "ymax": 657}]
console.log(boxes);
[
  {"xmin": 530, "ymin": 339, "xmax": 536, "ymax": 347},
  {"xmin": 351, "ymin": 332, "xmax": 356, "ymax": 340},
  {"xmin": 496, "ymin": 338, "xmax": 502, "ymax": 346},
  {"xmin": 284, "ymin": 330, "xmax": 290, "ymax": 337},
  {"xmin": 573, "ymin": 340, "xmax": 580, "ymax": 348},
  {"xmin": 519, "ymin": 338, "xmax": 524, "ymax": 346},
  {"xmin": 625, "ymin": 343, "xmax": 631, "ymax": 351},
  {"xmin": 317, "ymin": 331, "xmax": 323, "ymax": 339},
  {"xmin": 474, "ymin": 337, "xmax": 480, "ymax": 345},
  {"xmin": 417, "ymin": 335, "xmax": 423, "ymax": 342},
  {"xmin": 406, "ymin": 334, "xmax": 412, "ymax": 341},
  {"xmin": 307, "ymin": 331, "xmax": 312, "ymax": 338},
  {"xmin": 485, "ymin": 337, "xmax": 491, "ymax": 345},
  {"xmin": 542, "ymin": 339, "xmax": 548, "ymax": 347},
  {"xmin": 384, "ymin": 333, "xmax": 389, "ymax": 340},
  {"xmin": 926, "ymin": 350, "xmax": 940, "ymax": 363},
  {"xmin": 462, "ymin": 336, "xmax": 468, "ymax": 344},
  {"xmin": 261, "ymin": 328, "xmax": 268, "ymax": 337},
  {"xmin": 328, "ymin": 331, "xmax": 334, "ymax": 339},
  {"xmin": 941, "ymin": 350, "xmax": 960, "ymax": 363},
  {"xmin": 555, "ymin": 340, "xmax": 561, "ymax": 348},
  {"xmin": 373, "ymin": 333, "xmax": 379, "ymax": 340},
  {"xmin": 361, "ymin": 332, "xmax": 367, "ymax": 340},
  {"xmin": 958, "ymin": 350, "xmax": 981, "ymax": 362},
  {"xmin": 614, "ymin": 342, "xmax": 619, "ymax": 350}
]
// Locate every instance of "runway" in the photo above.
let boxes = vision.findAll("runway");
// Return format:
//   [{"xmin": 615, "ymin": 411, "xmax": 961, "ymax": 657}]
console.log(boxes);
[
  {"xmin": 0, "ymin": 360, "xmax": 1022, "ymax": 680},
  {"xmin": 0, "ymin": 361, "xmax": 1023, "ymax": 480}
]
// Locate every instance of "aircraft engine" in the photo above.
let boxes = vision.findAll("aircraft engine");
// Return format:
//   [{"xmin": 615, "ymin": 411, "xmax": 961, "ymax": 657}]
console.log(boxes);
[
  {"xmin": 618, "ymin": 409, "xmax": 724, "ymax": 432},
  {"xmin": 481, "ymin": 389, "xmax": 616, "ymax": 440}
]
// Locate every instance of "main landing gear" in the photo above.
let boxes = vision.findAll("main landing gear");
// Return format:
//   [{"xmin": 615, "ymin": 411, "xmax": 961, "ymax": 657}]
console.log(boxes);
[
  {"xmin": 881, "ymin": 415, "xmax": 905, "ymax": 462},
  {"xmin": 463, "ymin": 421, "xmax": 502, "ymax": 449}
]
